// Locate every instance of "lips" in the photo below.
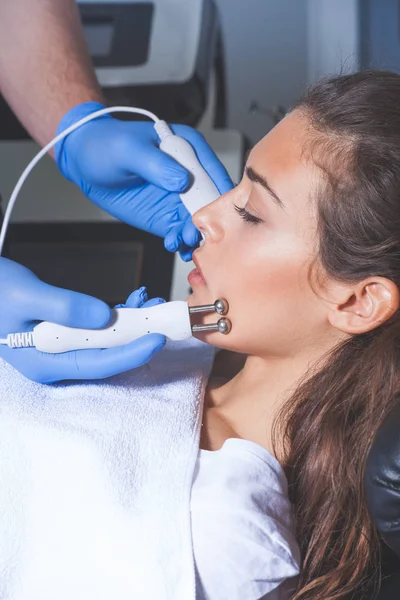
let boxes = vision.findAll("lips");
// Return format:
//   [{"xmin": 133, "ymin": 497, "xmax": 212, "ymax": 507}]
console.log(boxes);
[
  {"xmin": 188, "ymin": 253, "xmax": 206, "ymax": 286},
  {"xmin": 192, "ymin": 254, "xmax": 205, "ymax": 282}
]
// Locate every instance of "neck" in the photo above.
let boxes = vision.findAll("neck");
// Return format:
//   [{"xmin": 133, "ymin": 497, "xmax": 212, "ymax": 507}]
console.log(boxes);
[{"xmin": 207, "ymin": 345, "xmax": 332, "ymax": 458}]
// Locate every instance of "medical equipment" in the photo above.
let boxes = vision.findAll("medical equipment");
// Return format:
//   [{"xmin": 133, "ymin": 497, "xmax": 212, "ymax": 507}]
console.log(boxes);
[
  {"xmin": 0, "ymin": 105, "xmax": 231, "ymax": 353},
  {"xmin": 155, "ymin": 120, "xmax": 220, "ymax": 217},
  {"xmin": 78, "ymin": 0, "xmax": 222, "ymax": 127},
  {"xmin": 0, "ymin": 299, "xmax": 231, "ymax": 352}
]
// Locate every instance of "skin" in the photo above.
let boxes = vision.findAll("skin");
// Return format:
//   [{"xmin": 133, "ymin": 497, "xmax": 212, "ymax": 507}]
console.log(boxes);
[
  {"xmin": 0, "ymin": 0, "xmax": 102, "ymax": 148},
  {"xmin": 188, "ymin": 110, "xmax": 399, "ymax": 457}
]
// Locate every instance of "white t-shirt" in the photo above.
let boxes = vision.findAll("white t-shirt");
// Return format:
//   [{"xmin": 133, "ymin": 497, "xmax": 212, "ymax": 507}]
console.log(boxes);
[{"xmin": 191, "ymin": 438, "xmax": 301, "ymax": 600}]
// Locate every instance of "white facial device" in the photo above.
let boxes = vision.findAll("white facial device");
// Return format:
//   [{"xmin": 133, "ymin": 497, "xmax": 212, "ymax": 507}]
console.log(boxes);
[
  {"xmin": 1, "ymin": 300, "xmax": 231, "ymax": 352},
  {"xmin": 0, "ymin": 106, "xmax": 230, "ymax": 354},
  {"xmin": 154, "ymin": 120, "xmax": 220, "ymax": 216}
]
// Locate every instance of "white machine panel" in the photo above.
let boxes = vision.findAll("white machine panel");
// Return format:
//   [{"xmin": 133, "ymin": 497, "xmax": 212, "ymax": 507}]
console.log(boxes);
[{"xmin": 78, "ymin": 0, "xmax": 203, "ymax": 85}]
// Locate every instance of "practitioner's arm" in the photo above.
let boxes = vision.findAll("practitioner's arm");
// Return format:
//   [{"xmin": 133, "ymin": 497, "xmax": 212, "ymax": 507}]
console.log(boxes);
[{"xmin": 0, "ymin": 0, "xmax": 102, "ymax": 147}]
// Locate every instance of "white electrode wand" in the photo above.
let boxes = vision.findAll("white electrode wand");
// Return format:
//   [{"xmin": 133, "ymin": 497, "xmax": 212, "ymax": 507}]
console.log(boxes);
[
  {"xmin": 0, "ymin": 299, "xmax": 231, "ymax": 353},
  {"xmin": 154, "ymin": 120, "xmax": 220, "ymax": 216}
]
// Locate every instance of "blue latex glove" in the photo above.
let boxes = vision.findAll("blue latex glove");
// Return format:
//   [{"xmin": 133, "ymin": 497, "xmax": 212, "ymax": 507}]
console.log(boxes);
[
  {"xmin": 0, "ymin": 258, "xmax": 166, "ymax": 384},
  {"xmin": 55, "ymin": 102, "xmax": 233, "ymax": 261}
]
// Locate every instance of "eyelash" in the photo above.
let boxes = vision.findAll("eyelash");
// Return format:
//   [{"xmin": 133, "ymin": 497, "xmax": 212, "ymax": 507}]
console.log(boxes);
[{"xmin": 234, "ymin": 204, "xmax": 263, "ymax": 225}]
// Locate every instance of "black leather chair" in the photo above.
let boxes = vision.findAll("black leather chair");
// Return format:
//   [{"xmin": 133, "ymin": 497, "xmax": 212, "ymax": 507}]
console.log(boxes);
[{"xmin": 365, "ymin": 400, "xmax": 400, "ymax": 599}]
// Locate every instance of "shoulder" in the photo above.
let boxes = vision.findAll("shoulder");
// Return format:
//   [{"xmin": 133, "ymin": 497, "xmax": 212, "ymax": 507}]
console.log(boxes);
[
  {"xmin": 191, "ymin": 440, "xmax": 300, "ymax": 600},
  {"xmin": 199, "ymin": 406, "xmax": 240, "ymax": 451}
]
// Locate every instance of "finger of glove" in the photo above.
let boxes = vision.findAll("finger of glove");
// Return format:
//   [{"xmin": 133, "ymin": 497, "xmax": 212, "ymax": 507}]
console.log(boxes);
[
  {"xmin": 120, "ymin": 135, "xmax": 189, "ymax": 192},
  {"xmin": 164, "ymin": 226, "xmax": 183, "ymax": 253},
  {"xmin": 179, "ymin": 245, "xmax": 195, "ymax": 262},
  {"xmin": 70, "ymin": 333, "xmax": 166, "ymax": 379},
  {"xmin": 31, "ymin": 280, "xmax": 111, "ymax": 329},
  {"xmin": 118, "ymin": 294, "xmax": 166, "ymax": 310},
  {"xmin": 114, "ymin": 288, "xmax": 166, "ymax": 311},
  {"xmin": 142, "ymin": 297, "xmax": 166, "ymax": 308},
  {"xmin": 0, "ymin": 333, "xmax": 166, "ymax": 383},
  {"xmin": 0, "ymin": 345, "xmax": 56, "ymax": 383},
  {"xmin": 170, "ymin": 125, "xmax": 234, "ymax": 195},
  {"xmin": 114, "ymin": 286, "xmax": 148, "ymax": 309},
  {"xmin": 164, "ymin": 218, "xmax": 199, "ymax": 254},
  {"xmin": 181, "ymin": 218, "xmax": 201, "ymax": 248}
]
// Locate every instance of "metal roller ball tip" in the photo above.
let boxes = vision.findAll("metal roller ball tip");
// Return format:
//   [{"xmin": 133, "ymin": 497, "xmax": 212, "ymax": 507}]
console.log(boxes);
[
  {"xmin": 214, "ymin": 299, "xmax": 229, "ymax": 315},
  {"xmin": 217, "ymin": 317, "xmax": 232, "ymax": 334},
  {"xmin": 189, "ymin": 298, "xmax": 229, "ymax": 316},
  {"xmin": 191, "ymin": 316, "xmax": 232, "ymax": 335}
]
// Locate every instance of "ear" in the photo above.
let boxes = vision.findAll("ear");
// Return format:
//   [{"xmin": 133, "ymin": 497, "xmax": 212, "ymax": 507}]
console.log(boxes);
[{"xmin": 328, "ymin": 277, "xmax": 400, "ymax": 335}]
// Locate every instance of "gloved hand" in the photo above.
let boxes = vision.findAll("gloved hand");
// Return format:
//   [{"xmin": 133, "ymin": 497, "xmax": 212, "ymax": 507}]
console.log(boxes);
[
  {"xmin": 55, "ymin": 102, "xmax": 233, "ymax": 261},
  {"xmin": 0, "ymin": 257, "xmax": 166, "ymax": 384}
]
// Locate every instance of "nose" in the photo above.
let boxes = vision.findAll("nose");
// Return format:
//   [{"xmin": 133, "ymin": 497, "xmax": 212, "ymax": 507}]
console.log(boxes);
[
  {"xmin": 193, "ymin": 188, "xmax": 237, "ymax": 245},
  {"xmin": 192, "ymin": 200, "xmax": 226, "ymax": 244}
]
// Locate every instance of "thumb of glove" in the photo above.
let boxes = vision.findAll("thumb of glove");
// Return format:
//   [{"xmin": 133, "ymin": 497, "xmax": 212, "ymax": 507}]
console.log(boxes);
[
  {"xmin": 29, "ymin": 279, "xmax": 111, "ymax": 329},
  {"xmin": 121, "ymin": 139, "xmax": 190, "ymax": 192}
]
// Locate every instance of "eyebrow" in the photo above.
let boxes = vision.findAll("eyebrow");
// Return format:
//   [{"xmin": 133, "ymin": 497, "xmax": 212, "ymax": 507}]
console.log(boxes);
[{"xmin": 245, "ymin": 166, "xmax": 285, "ymax": 209}]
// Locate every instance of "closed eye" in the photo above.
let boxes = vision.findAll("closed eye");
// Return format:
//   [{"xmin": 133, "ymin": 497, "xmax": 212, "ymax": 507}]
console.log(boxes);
[{"xmin": 234, "ymin": 204, "xmax": 263, "ymax": 225}]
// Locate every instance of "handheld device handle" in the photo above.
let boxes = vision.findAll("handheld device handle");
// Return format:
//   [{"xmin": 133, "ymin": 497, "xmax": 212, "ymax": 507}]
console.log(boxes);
[
  {"xmin": 32, "ymin": 301, "xmax": 192, "ymax": 353},
  {"xmin": 158, "ymin": 131, "xmax": 221, "ymax": 216}
]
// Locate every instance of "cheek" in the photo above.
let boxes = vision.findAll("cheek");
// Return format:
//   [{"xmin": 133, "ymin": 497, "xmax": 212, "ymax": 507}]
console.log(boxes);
[
  {"xmin": 231, "ymin": 229, "xmax": 309, "ymax": 298},
  {"xmin": 203, "ymin": 237, "xmax": 319, "ymax": 354},
  {"xmin": 235, "ymin": 260, "xmax": 305, "ymax": 329}
]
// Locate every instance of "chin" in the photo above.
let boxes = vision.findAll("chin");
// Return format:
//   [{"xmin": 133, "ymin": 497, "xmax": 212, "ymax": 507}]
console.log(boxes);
[
  {"xmin": 189, "ymin": 309, "xmax": 240, "ymax": 351},
  {"xmin": 186, "ymin": 288, "xmax": 239, "ymax": 349},
  {"xmin": 191, "ymin": 330, "xmax": 230, "ymax": 349},
  {"xmin": 186, "ymin": 288, "xmax": 212, "ymax": 307},
  {"xmin": 192, "ymin": 330, "xmax": 246, "ymax": 353}
]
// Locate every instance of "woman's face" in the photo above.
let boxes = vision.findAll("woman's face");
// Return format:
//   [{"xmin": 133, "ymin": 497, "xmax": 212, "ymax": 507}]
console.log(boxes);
[{"xmin": 188, "ymin": 110, "xmax": 338, "ymax": 358}]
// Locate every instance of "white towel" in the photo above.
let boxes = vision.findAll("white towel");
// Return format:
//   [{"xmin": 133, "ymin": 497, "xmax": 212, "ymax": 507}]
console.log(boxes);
[{"xmin": 0, "ymin": 337, "xmax": 215, "ymax": 600}]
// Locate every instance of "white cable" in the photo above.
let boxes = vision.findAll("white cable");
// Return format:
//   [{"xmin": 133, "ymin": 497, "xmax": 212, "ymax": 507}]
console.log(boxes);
[{"xmin": 0, "ymin": 105, "xmax": 173, "ymax": 256}]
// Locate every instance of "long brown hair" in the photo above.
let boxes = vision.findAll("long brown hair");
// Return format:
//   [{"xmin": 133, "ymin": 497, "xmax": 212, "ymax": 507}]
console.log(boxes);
[{"xmin": 272, "ymin": 71, "xmax": 400, "ymax": 599}]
